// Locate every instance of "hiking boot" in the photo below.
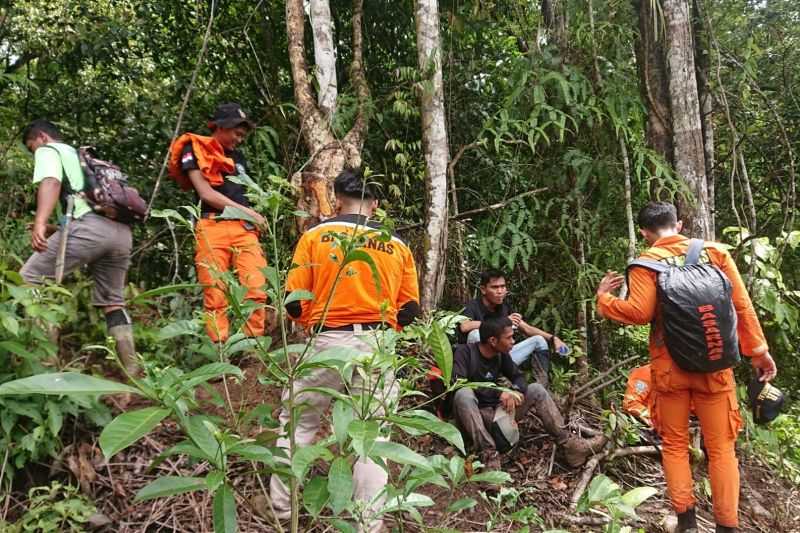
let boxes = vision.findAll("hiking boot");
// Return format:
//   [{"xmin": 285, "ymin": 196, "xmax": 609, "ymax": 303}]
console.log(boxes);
[
  {"xmin": 109, "ymin": 324, "xmax": 140, "ymax": 378},
  {"xmin": 715, "ymin": 526, "xmax": 736, "ymax": 533},
  {"xmin": 480, "ymin": 448, "xmax": 502, "ymax": 471},
  {"xmin": 677, "ymin": 508, "xmax": 697, "ymax": 532},
  {"xmin": 561, "ymin": 434, "xmax": 608, "ymax": 467}
]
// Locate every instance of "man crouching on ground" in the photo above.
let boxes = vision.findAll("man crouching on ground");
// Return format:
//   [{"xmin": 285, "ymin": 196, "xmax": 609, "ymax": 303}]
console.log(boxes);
[{"xmin": 452, "ymin": 316, "xmax": 606, "ymax": 469}]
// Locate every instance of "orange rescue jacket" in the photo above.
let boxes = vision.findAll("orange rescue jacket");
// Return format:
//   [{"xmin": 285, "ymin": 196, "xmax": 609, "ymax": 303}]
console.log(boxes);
[
  {"xmin": 598, "ymin": 235, "xmax": 768, "ymax": 370},
  {"xmin": 168, "ymin": 133, "xmax": 234, "ymax": 191}
]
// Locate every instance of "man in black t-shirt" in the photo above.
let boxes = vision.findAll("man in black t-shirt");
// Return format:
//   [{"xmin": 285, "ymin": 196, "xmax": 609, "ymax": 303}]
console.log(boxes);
[
  {"xmin": 458, "ymin": 269, "xmax": 569, "ymax": 386},
  {"xmin": 452, "ymin": 317, "xmax": 606, "ymax": 468},
  {"xmin": 168, "ymin": 103, "xmax": 268, "ymax": 342}
]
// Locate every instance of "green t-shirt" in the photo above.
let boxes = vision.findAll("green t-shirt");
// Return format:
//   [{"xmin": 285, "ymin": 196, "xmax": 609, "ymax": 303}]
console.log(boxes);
[{"xmin": 33, "ymin": 143, "xmax": 92, "ymax": 219}]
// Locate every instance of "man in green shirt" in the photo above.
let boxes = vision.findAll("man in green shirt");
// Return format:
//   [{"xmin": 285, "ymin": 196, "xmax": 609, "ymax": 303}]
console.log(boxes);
[{"xmin": 19, "ymin": 120, "xmax": 139, "ymax": 381}]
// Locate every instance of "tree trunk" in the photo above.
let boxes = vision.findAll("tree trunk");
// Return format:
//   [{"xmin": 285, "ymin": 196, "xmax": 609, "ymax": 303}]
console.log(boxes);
[
  {"xmin": 693, "ymin": 0, "xmax": 715, "ymax": 237},
  {"xmin": 634, "ymin": 0, "xmax": 673, "ymax": 163},
  {"xmin": 663, "ymin": 0, "xmax": 712, "ymax": 239},
  {"xmin": 310, "ymin": 0, "xmax": 338, "ymax": 121},
  {"xmin": 286, "ymin": 0, "xmax": 370, "ymax": 232},
  {"xmin": 415, "ymin": 0, "xmax": 450, "ymax": 312}
]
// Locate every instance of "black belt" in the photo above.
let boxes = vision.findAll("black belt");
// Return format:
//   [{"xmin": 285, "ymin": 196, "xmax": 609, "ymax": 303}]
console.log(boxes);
[
  {"xmin": 318, "ymin": 322, "xmax": 383, "ymax": 333},
  {"xmin": 200, "ymin": 212, "xmax": 256, "ymax": 230}
]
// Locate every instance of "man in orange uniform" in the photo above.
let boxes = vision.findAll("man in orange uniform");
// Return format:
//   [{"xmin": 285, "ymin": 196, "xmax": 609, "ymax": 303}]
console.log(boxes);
[
  {"xmin": 269, "ymin": 169, "xmax": 420, "ymax": 531},
  {"xmin": 168, "ymin": 103, "xmax": 267, "ymax": 342},
  {"xmin": 623, "ymin": 364, "xmax": 654, "ymax": 427},
  {"xmin": 596, "ymin": 202, "xmax": 777, "ymax": 533}
]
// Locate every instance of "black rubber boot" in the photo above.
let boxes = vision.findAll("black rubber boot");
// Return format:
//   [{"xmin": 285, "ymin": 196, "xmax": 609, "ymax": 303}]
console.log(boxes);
[
  {"xmin": 677, "ymin": 508, "xmax": 698, "ymax": 532},
  {"xmin": 715, "ymin": 526, "xmax": 737, "ymax": 533}
]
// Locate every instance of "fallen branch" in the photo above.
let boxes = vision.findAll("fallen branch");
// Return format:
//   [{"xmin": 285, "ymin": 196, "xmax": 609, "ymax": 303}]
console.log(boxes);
[
  {"xmin": 397, "ymin": 187, "xmax": 547, "ymax": 230},
  {"xmin": 574, "ymin": 375, "xmax": 625, "ymax": 402},
  {"xmin": 572, "ymin": 354, "xmax": 641, "ymax": 398},
  {"xmin": 569, "ymin": 444, "xmax": 659, "ymax": 510}
]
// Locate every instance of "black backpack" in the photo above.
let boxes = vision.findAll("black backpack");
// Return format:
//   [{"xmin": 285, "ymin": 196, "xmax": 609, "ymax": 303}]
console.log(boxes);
[{"xmin": 627, "ymin": 239, "xmax": 741, "ymax": 373}]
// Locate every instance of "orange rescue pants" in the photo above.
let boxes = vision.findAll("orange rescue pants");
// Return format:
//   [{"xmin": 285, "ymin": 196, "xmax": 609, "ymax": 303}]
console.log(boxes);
[
  {"xmin": 651, "ymin": 358, "xmax": 743, "ymax": 527},
  {"xmin": 195, "ymin": 218, "xmax": 267, "ymax": 342}
]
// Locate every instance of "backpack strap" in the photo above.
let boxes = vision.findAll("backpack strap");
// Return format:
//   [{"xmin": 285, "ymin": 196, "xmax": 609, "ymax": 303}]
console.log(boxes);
[
  {"xmin": 626, "ymin": 259, "xmax": 670, "ymax": 275},
  {"xmin": 685, "ymin": 238, "xmax": 704, "ymax": 265}
]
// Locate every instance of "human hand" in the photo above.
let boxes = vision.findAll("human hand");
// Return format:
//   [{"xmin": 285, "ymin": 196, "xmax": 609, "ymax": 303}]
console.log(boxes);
[
  {"xmin": 552, "ymin": 336, "xmax": 569, "ymax": 356},
  {"xmin": 751, "ymin": 353, "xmax": 777, "ymax": 382},
  {"xmin": 596, "ymin": 271, "xmax": 625, "ymax": 296},
  {"xmin": 499, "ymin": 391, "xmax": 523, "ymax": 413},
  {"xmin": 509, "ymin": 313, "xmax": 523, "ymax": 327},
  {"xmin": 31, "ymin": 221, "xmax": 49, "ymax": 252}
]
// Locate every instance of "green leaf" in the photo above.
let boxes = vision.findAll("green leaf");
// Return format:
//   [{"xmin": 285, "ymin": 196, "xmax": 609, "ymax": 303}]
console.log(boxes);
[
  {"xmin": 620, "ymin": 486, "xmax": 657, "ymax": 509},
  {"xmin": 100, "ymin": 407, "xmax": 170, "ymax": 459},
  {"xmin": 343, "ymin": 249, "xmax": 382, "ymax": 294},
  {"xmin": 46, "ymin": 401, "xmax": 63, "ymax": 435},
  {"xmin": 291, "ymin": 444, "xmax": 334, "ymax": 480},
  {"xmin": 185, "ymin": 416, "xmax": 223, "ymax": 468},
  {"xmin": 303, "ymin": 476, "xmax": 329, "ymax": 517},
  {"xmin": 206, "ymin": 471, "xmax": 225, "ymax": 493},
  {"xmin": 389, "ymin": 410, "xmax": 465, "ymax": 453},
  {"xmin": 231, "ymin": 444, "xmax": 274, "ymax": 464},
  {"xmin": 327, "ymin": 457, "xmax": 353, "ymax": 515},
  {"xmin": 213, "ymin": 483, "xmax": 238, "ymax": 533},
  {"xmin": 332, "ymin": 400, "xmax": 355, "ymax": 449},
  {"xmin": 370, "ymin": 441, "xmax": 431, "ymax": 470},
  {"xmin": 468, "ymin": 471, "xmax": 511, "ymax": 484},
  {"xmin": 446, "ymin": 497, "xmax": 477, "ymax": 513},
  {"xmin": 174, "ymin": 363, "xmax": 244, "ymax": 396},
  {"xmin": 0, "ymin": 372, "xmax": 138, "ymax": 396},
  {"xmin": 284, "ymin": 289, "xmax": 314, "ymax": 306},
  {"xmin": 586, "ymin": 474, "xmax": 620, "ymax": 504},
  {"xmin": 1, "ymin": 314, "xmax": 19, "ymax": 336},
  {"xmin": 218, "ymin": 206, "xmax": 256, "ymax": 224},
  {"xmin": 157, "ymin": 319, "xmax": 200, "ymax": 340},
  {"xmin": 134, "ymin": 476, "xmax": 206, "ymax": 501},
  {"xmin": 347, "ymin": 420, "xmax": 380, "ymax": 458},
  {"xmin": 382, "ymin": 492, "xmax": 435, "ymax": 514},
  {"xmin": 429, "ymin": 323, "xmax": 453, "ymax": 384},
  {"xmin": 130, "ymin": 283, "xmax": 197, "ymax": 303}
]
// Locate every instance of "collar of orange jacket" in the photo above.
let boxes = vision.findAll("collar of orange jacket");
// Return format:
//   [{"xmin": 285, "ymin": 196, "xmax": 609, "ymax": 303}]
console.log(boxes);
[
  {"xmin": 651, "ymin": 234, "xmax": 688, "ymax": 248},
  {"xmin": 168, "ymin": 133, "xmax": 235, "ymax": 191}
]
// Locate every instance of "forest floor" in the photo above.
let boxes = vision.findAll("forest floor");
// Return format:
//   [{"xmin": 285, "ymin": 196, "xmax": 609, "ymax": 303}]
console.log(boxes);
[{"xmin": 5, "ymin": 359, "xmax": 800, "ymax": 533}]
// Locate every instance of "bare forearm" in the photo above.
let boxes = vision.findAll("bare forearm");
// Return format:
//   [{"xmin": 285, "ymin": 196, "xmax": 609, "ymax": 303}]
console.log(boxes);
[
  {"xmin": 35, "ymin": 179, "xmax": 61, "ymax": 225},
  {"xmin": 459, "ymin": 320, "xmax": 481, "ymax": 333},
  {"xmin": 520, "ymin": 321, "xmax": 552, "ymax": 340}
]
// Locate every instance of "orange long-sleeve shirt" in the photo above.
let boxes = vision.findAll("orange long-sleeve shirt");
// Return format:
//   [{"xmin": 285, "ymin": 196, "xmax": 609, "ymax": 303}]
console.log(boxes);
[
  {"xmin": 286, "ymin": 214, "xmax": 420, "ymax": 330},
  {"xmin": 623, "ymin": 364, "xmax": 653, "ymax": 424},
  {"xmin": 597, "ymin": 235, "xmax": 768, "ymax": 364}
]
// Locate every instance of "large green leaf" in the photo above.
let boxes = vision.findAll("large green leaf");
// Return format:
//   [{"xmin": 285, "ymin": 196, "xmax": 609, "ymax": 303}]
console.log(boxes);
[
  {"xmin": 347, "ymin": 420, "xmax": 380, "ymax": 458},
  {"xmin": 284, "ymin": 289, "xmax": 314, "ymax": 306},
  {"xmin": 100, "ymin": 407, "xmax": 170, "ymax": 459},
  {"xmin": 291, "ymin": 444, "xmax": 334, "ymax": 480},
  {"xmin": 327, "ymin": 457, "xmax": 353, "ymax": 515},
  {"xmin": 0, "ymin": 372, "xmax": 138, "ymax": 396},
  {"xmin": 213, "ymin": 483, "xmax": 238, "ymax": 533},
  {"xmin": 303, "ymin": 476, "xmax": 329, "ymax": 517},
  {"xmin": 130, "ymin": 283, "xmax": 197, "ymax": 303},
  {"xmin": 332, "ymin": 400, "xmax": 355, "ymax": 448},
  {"xmin": 620, "ymin": 486, "xmax": 658, "ymax": 509},
  {"xmin": 343, "ymin": 249, "xmax": 382, "ymax": 294},
  {"xmin": 389, "ymin": 410, "xmax": 465, "ymax": 453},
  {"xmin": 218, "ymin": 206, "xmax": 256, "ymax": 224},
  {"xmin": 370, "ymin": 441, "xmax": 431, "ymax": 470},
  {"xmin": 185, "ymin": 416, "xmax": 223, "ymax": 468},
  {"xmin": 586, "ymin": 474, "xmax": 621, "ymax": 504},
  {"xmin": 157, "ymin": 320, "xmax": 200, "ymax": 340},
  {"xmin": 429, "ymin": 323, "xmax": 453, "ymax": 384},
  {"xmin": 134, "ymin": 476, "xmax": 206, "ymax": 502},
  {"xmin": 468, "ymin": 471, "xmax": 511, "ymax": 484}
]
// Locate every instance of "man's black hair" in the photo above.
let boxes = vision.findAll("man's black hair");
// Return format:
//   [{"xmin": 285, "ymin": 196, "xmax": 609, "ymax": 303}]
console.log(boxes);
[
  {"xmin": 637, "ymin": 201, "xmax": 678, "ymax": 231},
  {"xmin": 334, "ymin": 168, "xmax": 378, "ymax": 201},
  {"xmin": 480, "ymin": 269, "xmax": 506, "ymax": 286},
  {"xmin": 22, "ymin": 119, "xmax": 62, "ymax": 144},
  {"xmin": 479, "ymin": 316, "xmax": 513, "ymax": 345}
]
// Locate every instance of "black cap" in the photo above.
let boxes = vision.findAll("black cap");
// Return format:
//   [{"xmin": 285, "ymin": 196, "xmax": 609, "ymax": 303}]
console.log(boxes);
[
  {"xmin": 748, "ymin": 377, "xmax": 785, "ymax": 425},
  {"xmin": 208, "ymin": 102, "xmax": 255, "ymax": 130},
  {"xmin": 334, "ymin": 168, "xmax": 378, "ymax": 200}
]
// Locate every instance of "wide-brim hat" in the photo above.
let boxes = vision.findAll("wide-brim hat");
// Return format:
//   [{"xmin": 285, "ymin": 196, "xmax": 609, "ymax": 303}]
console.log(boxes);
[{"xmin": 208, "ymin": 102, "xmax": 255, "ymax": 130}]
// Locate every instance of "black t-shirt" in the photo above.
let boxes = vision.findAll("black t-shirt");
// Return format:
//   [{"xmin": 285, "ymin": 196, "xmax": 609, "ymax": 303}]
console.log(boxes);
[
  {"xmin": 457, "ymin": 297, "xmax": 512, "ymax": 344},
  {"xmin": 452, "ymin": 343, "xmax": 527, "ymax": 408},
  {"xmin": 181, "ymin": 142, "xmax": 250, "ymax": 214}
]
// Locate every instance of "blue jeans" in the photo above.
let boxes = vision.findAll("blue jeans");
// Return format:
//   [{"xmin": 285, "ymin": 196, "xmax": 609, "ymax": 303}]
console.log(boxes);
[{"xmin": 466, "ymin": 330, "xmax": 549, "ymax": 366}]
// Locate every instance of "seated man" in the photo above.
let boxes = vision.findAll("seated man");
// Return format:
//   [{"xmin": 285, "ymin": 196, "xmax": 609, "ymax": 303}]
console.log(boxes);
[
  {"xmin": 458, "ymin": 269, "xmax": 569, "ymax": 387},
  {"xmin": 451, "ymin": 316, "xmax": 606, "ymax": 468}
]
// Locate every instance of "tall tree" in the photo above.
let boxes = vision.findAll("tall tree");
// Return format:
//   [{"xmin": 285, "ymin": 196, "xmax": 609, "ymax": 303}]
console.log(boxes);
[
  {"xmin": 286, "ymin": 0, "xmax": 370, "ymax": 231},
  {"xmin": 414, "ymin": 0, "xmax": 449, "ymax": 311},
  {"xmin": 634, "ymin": 0, "xmax": 712, "ymax": 238}
]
